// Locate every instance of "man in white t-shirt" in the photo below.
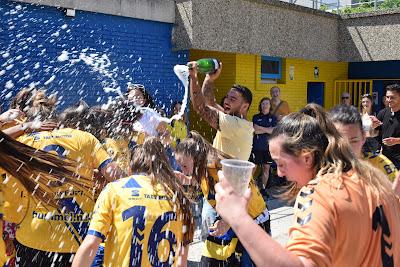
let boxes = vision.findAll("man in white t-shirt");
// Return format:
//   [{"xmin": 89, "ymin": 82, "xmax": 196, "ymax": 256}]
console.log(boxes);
[{"xmin": 188, "ymin": 62, "xmax": 254, "ymax": 160}]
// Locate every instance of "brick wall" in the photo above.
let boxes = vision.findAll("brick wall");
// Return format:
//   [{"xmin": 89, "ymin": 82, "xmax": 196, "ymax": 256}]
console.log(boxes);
[{"xmin": 0, "ymin": 0, "xmax": 188, "ymax": 114}]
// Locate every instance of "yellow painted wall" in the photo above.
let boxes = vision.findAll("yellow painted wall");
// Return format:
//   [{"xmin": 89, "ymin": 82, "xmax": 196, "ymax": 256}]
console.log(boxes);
[
  {"xmin": 235, "ymin": 54, "xmax": 348, "ymax": 119},
  {"xmin": 189, "ymin": 50, "xmax": 348, "ymax": 142}
]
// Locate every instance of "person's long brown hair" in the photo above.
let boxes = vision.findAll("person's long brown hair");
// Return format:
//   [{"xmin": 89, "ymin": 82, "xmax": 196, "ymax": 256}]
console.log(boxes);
[
  {"xmin": 59, "ymin": 100, "xmax": 90, "ymax": 130},
  {"xmin": 0, "ymin": 131, "xmax": 89, "ymax": 206},
  {"xmin": 13, "ymin": 91, "xmax": 97, "ymax": 205},
  {"xmin": 130, "ymin": 137, "xmax": 193, "ymax": 244},
  {"xmin": 175, "ymin": 131, "xmax": 231, "ymax": 191},
  {"xmin": 270, "ymin": 103, "xmax": 395, "ymax": 201}
]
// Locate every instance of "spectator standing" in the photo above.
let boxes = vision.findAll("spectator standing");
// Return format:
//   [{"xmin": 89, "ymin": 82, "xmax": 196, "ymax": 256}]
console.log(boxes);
[
  {"xmin": 360, "ymin": 94, "xmax": 381, "ymax": 153},
  {"xmin": 382, "ymin": 94, "xmax": 389, "ymax": 109},
  {"xmin": 188, "ymin": 61, "xmax": 254, "ymax": 161},
  {"xmin": 329, "ymin": 105, "xmax": 398, "ymax": 184},
  {"xmin": 270, "ymin": 86, "xmax": 290, "ymax": 121},
  {"xmin": 251, "ymin": 97, "xmax": 277, "ymax": 195},
  {"xmin": 371, "ymin": 84, "xmax": 400, "ymax": 169},
  {"xmin": 341, "ymin": 92, "xmax": 351, "ymax": 106},
  {"xmin": 360, "ymin": 94, "xmax": 374, "ymax": 116}
]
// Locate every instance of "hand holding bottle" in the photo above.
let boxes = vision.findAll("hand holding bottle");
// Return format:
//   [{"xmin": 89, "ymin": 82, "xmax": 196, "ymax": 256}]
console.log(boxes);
[
  {"xmin": 187, "ymin": 61, "xmax": 199, "ymax": 77},
  {"xmin": 205, "ymin": 62, "xmax": 222, "ymax": 83},
  {"xmin": 187, "ymin": 58, "xmax": 221, "ymax": 76}
]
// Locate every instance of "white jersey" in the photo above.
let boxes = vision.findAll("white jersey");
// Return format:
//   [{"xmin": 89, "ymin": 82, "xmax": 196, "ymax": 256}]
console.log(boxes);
[{"xmin": 133, "ymin": 109, "xmax": 162, "ymax": 137}]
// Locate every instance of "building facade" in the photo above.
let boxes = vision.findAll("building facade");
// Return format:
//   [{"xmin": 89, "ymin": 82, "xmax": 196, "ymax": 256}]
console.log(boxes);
[
  {"xmin": 0, "ymin": 0, "xmax": 188, "ymax": 112},
  {"xmin": 1, "ymin": 0, "xmax": 400, "ymax": 139}
]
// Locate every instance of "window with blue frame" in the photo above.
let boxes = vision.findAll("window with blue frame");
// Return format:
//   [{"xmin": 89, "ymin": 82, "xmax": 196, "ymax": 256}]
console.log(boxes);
[{"xmin": 261, "ymin": 56, "xmax": 282, "ymax": 80}]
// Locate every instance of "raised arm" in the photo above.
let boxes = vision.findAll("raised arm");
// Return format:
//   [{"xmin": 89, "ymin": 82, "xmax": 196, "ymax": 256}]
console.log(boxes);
[
  {"xmin": 2, "ymin": 121, "xmax": 58, "ymax": 139},
  {"xmin": 202, "ymin": 74, "xmax": 224, "ymax": 112},
  {"xmin": 188, "ymin": 61, "xmax": 221, "ymax": 130}
]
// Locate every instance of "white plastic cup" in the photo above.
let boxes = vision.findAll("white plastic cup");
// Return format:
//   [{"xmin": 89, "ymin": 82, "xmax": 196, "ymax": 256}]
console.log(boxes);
[
  {"xmin": 220, "ymin": 159, "xmax": 255, "ymax": 196},
  {"xmin": 362, "ymin": 113, "xmax": 372, "ymax": 132}
]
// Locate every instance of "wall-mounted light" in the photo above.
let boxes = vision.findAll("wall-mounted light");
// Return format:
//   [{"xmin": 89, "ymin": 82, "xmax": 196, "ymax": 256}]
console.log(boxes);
[{"xmin": 64, "ymin": 8, "xmax": 76, "ymax": 17}]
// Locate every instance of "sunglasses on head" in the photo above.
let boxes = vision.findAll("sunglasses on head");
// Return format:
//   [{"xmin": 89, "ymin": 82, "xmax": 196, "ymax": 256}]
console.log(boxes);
[
  {"xmin": 127, "ymin": 84, "xmax": 145, "ymax": 92},
  {"xmin": 131, "ymin": 84, "xmax": 145, "ymax": 88}
]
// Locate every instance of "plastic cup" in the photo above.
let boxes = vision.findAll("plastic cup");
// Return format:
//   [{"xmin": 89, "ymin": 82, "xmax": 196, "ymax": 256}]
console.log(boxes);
[
  {"xmin": 220, "ymin": 159, "xmax": 255, "ymax": 196},
  {"xmin": 362, "ymin": 114, "xmax": 372, "ymax": 132}
]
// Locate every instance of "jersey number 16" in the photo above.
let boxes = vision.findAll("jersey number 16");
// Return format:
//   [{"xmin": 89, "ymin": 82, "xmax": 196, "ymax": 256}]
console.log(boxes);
[{"xmin": 122, "ymin": 205, "xmax": 178, "ymax": 267}]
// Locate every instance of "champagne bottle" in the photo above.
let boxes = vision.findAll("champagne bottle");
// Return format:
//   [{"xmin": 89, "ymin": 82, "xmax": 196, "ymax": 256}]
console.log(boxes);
[{"xmin": 188, "ymin": 58, "xmax": 220, "ymax": 74}]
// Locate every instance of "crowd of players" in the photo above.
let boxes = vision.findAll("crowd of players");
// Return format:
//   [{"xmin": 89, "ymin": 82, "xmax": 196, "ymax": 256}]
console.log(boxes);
[{"xmin": 0, "ymin": 61, "xmax": 398, "ymax": 266}]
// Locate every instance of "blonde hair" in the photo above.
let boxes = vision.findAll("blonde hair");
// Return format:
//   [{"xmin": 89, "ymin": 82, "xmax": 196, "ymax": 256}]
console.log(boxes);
[
  {"xmin": 130, "ymin": 137, "xmax": 193, "ymax": 244},
  {"xmin": 271, "ymin": 103, "xmax": 394, "ymax": 201}
]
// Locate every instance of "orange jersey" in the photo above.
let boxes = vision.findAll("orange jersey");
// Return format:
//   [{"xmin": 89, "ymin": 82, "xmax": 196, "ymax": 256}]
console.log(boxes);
[{"xmin": 287, "ymin": 172, "xmax": 400, "ymax": 267}]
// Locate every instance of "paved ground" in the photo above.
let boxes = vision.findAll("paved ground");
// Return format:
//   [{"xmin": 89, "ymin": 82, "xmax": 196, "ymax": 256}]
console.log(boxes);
[{"xmin": 187, "ymin": 198, "xmax": 293, "ymax": 265}]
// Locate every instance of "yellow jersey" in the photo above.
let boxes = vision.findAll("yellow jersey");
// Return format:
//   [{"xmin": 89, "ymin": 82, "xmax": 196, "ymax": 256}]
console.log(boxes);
[
  {"xmin": 168, "ymin": 120, "xmax": 188, "ymax": 148},
  {"xmin": 12, "ymin": 128, "xmax": 111, "ymax": 253},
  {"xmin": 363, "ymin": 152, "xmax": 398, "ymax": 182},
  {"xmin": 131, "ymin": 132, "xmax": 146, "ymax": 146},
  {"xmin": 213, "ymin": 111, "xmax": 254, "ymax": 160},
  {"xmin": 200, "ymin": 166, "xmax": 267, "ymax": 261},
  {"xmin": 88, "ymin": 175, "xmax": 185, "ymax": 267},
  {"xmin": 1, "ymin": 172, "xmax": 29, "ymax": 225},
  {"xmin": 103, "ymin": 138, "xmax": 131, "ymax": 171},
  {"xmin": 201, "ymin": 167, "xmax": 266, "ymax": 219},
  {"xmin": 0, "ymin": 174, "xmax": 5, "ymax": 266},
  {"xmin": 1, "ymin": 170, "xmax": 29, "ymax": 266}
]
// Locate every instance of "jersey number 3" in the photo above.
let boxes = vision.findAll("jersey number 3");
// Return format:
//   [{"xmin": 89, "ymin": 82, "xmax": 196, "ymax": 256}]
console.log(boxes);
[
  {"xmin": 122, "ymin": 205, "xmax": 178, "ymax": 267},
  {"xmin": 372, "ymin": 205, "xmax": 394, "ymax": 267}
]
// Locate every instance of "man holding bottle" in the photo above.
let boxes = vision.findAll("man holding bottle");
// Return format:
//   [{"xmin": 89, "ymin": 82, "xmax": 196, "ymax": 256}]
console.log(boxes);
[
  {"xmin": 188, "ymin": 60, "xmax": 257, "ymax": 266},
  {"xmin": 188, "ymin": 60, "xmax": 254, "ymax": 161},
  {"xmin": 371, "ymin": 84, "xmax": 400, "ymax": 169}
]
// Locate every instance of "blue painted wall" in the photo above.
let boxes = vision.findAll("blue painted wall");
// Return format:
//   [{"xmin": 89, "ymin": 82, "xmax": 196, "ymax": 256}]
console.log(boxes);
[
  {"xmin": 348, "ymin": 61, "xmax": 400, "ymax": 79},
  {"xmin": 0, "ymin": 0, "xmax": 189, "ymax": 113},
  {"xmin": 349, "ymin": 61, "xmax": 400, "ymax": 111}
]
